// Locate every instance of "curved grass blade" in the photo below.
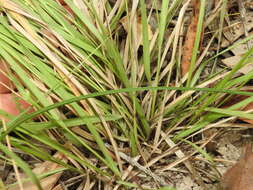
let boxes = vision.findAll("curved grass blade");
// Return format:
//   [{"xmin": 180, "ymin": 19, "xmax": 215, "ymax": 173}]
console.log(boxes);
[{"xmin": 2, "ymin": 86, "xmax": 253, "ymax": 139}]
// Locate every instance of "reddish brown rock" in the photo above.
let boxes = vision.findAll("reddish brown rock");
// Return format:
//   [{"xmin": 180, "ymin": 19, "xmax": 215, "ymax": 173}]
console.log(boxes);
[{"xmin": 0, "ymin": 93, "xmax": 33, "ymax": 120}]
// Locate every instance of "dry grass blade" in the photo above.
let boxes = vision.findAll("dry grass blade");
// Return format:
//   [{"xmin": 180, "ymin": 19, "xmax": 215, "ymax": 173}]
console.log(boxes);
[
  {"xmin": 120, "ymin": 16, "xmax": 153, "ymax": 48},
  {"xmin": 5, "ymin": 1, "xmax": 122, "ymax": 174},
  {"xmin": 160, "ymin": 132, "xmax": 209, "ymax": 189},
  {"xmin": 160, "ymin": 132, "xmax": 218, "ymax": 172},
  {"xmin": 0, "ymin": 0, "xmax": 45, "ymax": 24},
  {"xmin": 153, "ymin": 0, "xmax": 191, "ymax": 146},
  {"xmin": 0, "ymin": 59, "xmax": 14, "ymax": 93}
]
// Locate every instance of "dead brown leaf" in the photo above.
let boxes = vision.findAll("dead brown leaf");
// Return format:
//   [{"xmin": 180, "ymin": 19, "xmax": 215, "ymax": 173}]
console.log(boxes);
[
  {"xmin": 221, "ymin": 12, "xmax": 253, "ymax": 48},
  {"xmin": 9, "ymin": 152, "xmax": 67, "ymax": 190},
  {"xmin": 245, "ymin": 1, "xmax": 253, "ymax": 10},
  {"xmin": 221, "ymin": 55, "xmax": 253, "ymax": 75},
  {"xmin": 181, "ymin": 0, "xmax": 202, "ymax": 76},
  {"xmin": 221, "ymin": 87, "xmax": 253, "ymax": 124},
  {"xmin": 0, "ymin": 60, "xmax": 14, "ymax": 93},
  {"xmin": 221, "ymin": 144, "xmax": 253, "ymax": 190}
]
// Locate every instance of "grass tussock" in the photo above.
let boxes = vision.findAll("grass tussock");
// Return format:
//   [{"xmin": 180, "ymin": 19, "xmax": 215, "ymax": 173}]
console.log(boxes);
[{"xmin": 0, "ymin": 0, "xmax": 253, "ymax": 189}]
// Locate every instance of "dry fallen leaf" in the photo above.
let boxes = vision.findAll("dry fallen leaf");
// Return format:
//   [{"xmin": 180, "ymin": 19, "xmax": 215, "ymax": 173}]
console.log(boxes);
[
  {"xmin": 221, "ymin": 12, "xmax": 253, "ymax": 48},
  {"xmin": 221, "ymin": 144, "xmax": 253, "ymax": 190},
  {"xmin": 245, "ymin": 1, "xmax": 253, "ymax": 10},
  {"xmin": 221, "ymin": 55, "xmax": 253, "ymax": 75},
  {"xmin": 9, "ymin": 152, "xmax": 67, "ymax": 190},
  {"xmin": 230, "ymin": 40, "xmax": 251, "ymax": 55},
  {"xmin": 221, "ymin": 87, "xmax": 253, "ymax": 124},
  {"xmin": 181, "ymin": 0, "xmax": 202, "ymax": 76}
]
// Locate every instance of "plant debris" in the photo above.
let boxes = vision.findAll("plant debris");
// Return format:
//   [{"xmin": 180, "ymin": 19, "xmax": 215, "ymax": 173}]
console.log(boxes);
[
  {"xmin": 181, "ymin": 0, "xmax": 201, "ymax": 76},
  {"xmin": 221, "ymin": 144, "xmax": 253, "ymax": 190}
]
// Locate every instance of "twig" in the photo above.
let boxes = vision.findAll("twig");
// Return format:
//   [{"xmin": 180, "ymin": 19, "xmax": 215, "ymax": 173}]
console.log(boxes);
[
  {"xmin": 2, "ymin": 119, "xmax": 24, "ymax": 190},
  {"xmin": 237, "ymin": 0, "xmax": 251, "ymax": 49},
  {"xmin": 118, "ymin": 152, "xmax": 169, "ymax": 186}
]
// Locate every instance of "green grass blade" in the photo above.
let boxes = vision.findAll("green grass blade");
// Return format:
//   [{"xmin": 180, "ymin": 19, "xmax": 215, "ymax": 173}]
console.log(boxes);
[
  {"xmin": 140, "ymin": 0, "xmax": 151, "ymax": 82},
  {"xmin": 0, "ymin": 142, "xmax": 43, "ymax": 190}
]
